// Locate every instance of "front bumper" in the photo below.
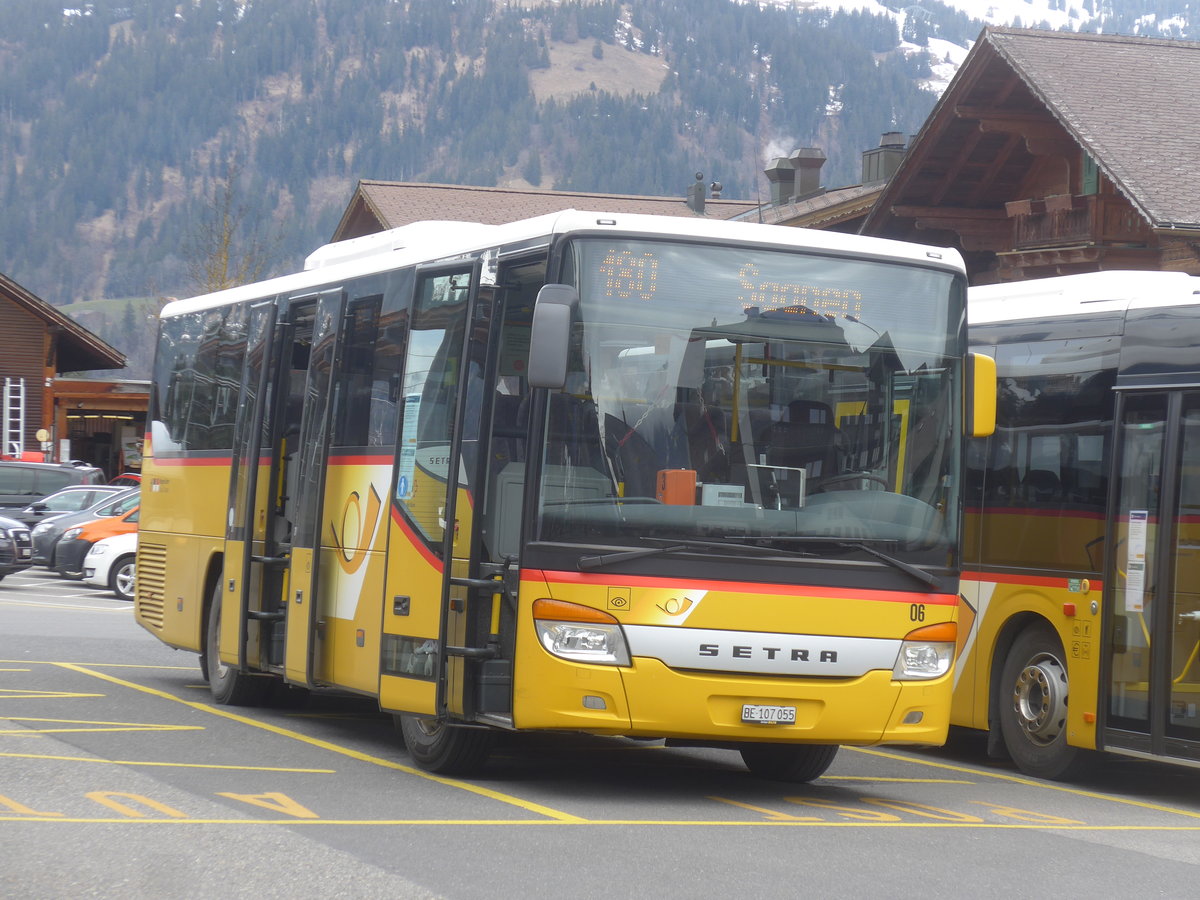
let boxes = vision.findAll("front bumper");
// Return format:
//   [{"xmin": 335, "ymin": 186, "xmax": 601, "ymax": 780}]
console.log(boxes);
[{"xmin": 54, "ymin": 537, "xmax": 94, "ymax": 576}]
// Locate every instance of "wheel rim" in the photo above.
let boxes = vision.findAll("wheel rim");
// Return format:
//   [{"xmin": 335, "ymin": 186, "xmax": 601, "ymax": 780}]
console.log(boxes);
[
  {"xmin": 115, "ymin": 564, "xmax": 135, "ymax": 598},
  {"xmin": 1012, "ymin": 651, "xmax": 1068, "ymax": 745},
  {"xmin": 209, "ymin": 607, "xmax": 230, "ymax": 681},
  {"xmin": 412, "ymin": 717, "xmax": 442, "ymax": 739}
]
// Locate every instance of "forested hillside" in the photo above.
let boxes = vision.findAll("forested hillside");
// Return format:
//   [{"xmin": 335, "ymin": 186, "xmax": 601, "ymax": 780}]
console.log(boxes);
[
  {"xmin": 0, "ymin": 0, "xmax": 965, "ymax": 315},
  {"xmin": 1, "ymin": 0, "xmax": 1194, "ymax": 341}
]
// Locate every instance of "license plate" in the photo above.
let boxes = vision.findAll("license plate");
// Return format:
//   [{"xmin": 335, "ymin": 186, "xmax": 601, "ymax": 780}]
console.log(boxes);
[{"xmin": 742, "ymin": 704, "xmax": 796, "ymax": 724}]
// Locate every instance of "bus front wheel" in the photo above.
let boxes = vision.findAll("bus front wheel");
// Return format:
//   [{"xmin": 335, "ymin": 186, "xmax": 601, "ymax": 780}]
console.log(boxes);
[
  {"xmin": 205, "ymin": 586, "xmax": 273, "ymax": 706},
  {"xmin": 998, "ymin": 624, "xmax": 1091, "ymax": 780},
  {"xmin": 739, "ymin": 743, "xmax": 838, "ymax": 782},
  {"xmin": 397, "ymin": 714, "xmax": 494, "ymax": 775}
]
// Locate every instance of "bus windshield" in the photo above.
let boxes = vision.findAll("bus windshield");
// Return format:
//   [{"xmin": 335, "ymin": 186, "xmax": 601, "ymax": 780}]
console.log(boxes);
[{"xmin": 536, "ymin": 237, "xmax": 964, "ymax": 565}]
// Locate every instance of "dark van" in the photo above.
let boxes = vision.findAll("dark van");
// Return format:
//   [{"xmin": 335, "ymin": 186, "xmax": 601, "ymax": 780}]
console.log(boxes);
[{"xmin": 0, "ymin": 461, "xmax": 104, "ymax": 508}]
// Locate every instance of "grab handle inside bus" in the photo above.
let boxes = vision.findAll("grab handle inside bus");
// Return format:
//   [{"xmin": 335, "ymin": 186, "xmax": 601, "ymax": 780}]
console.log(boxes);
[
  {"xmin": 527, "ymin": 283, "xmax": 580, "ymax": 389},
  {"xmin": 966, "ymin": 351, "xmax": 996, "ymax": 438}
]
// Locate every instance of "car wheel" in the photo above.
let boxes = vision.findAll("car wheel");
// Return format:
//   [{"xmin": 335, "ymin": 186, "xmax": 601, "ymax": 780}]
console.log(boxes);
[
  {"xmin": 108, "ymin": 555, "xmax": 136, "ymax": 601},
  {"xmin": 998, "ymin": 623, "xmax": 1093, "ymax": 780},
  {"xmin": 396, "ymin": 714, "xmax": 494, "ymax": 775},
  {"xmin": 206, "ymin": 582, "xmax": 273, "ymax": 706},
  {"xmin": 739, "ymin": 743, "xmax": 839, "ymax": 782}
]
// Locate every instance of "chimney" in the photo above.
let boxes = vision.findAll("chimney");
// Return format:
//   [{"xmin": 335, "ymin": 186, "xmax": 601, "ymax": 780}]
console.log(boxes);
[
  {"xmin": 790, "ymin": 147, "xmax": 826, "ymax": 200},
  {"xmin": 764, "ymin": 157, "xmax": 796, "ymax": 205},
  {"xmin": 686, "ymin": 172, "xmax": 706, "ymax": 213},
  {"xmin": 862, "ymin": 132, "xmax": 907, "ymax": 185}
]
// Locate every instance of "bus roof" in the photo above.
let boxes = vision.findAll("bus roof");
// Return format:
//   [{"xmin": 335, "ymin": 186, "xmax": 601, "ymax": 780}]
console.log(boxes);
[
  {"xmin": 968, "ymin": 271, "xmax": 1200, "ymax": 326},
  {"xmin": 160, "ymin": 209, "xmax": 966, "ymax": 319}
]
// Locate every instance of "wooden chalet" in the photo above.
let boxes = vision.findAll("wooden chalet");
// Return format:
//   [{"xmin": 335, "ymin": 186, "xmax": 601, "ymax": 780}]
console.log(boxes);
[
  {"xmin": 862, "ymin": 28, "xmax": 1200, "ymax": 284},
  {"xmin": 0, "ymin": 271, "xmax": 144, "ymax": 476}
]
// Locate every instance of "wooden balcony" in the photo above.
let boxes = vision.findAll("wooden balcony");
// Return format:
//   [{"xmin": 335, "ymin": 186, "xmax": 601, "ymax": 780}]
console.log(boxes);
[{"xmin": 1007, "ymin": 193, "xmax": 1153, "ymax": 250}]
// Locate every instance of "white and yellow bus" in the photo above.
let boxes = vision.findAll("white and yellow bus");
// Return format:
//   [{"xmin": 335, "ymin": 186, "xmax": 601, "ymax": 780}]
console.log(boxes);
[
  {"xmin": 963, "ymin": 270, "xmax": 1200, "ymax": 778},
  {"xmin": 135, "ymin": 210, "xmax": 993, "ymax": 781}
]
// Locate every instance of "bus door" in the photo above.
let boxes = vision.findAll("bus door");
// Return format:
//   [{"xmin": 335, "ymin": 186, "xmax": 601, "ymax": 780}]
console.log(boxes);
[
  {"xmin": 379, "ymin": 260, "xmax": 489, "ymax": 718},
  {"xmin": 1103, "ymin": 390, "xmax": 1200, "ymax": 762},
  {"xmin": 222, "ymin": 300, "xmax": 278, "ymax": 672},
  {"xmin": 281, "ymin": 290, "xmax": 347, "ymax": 687}
]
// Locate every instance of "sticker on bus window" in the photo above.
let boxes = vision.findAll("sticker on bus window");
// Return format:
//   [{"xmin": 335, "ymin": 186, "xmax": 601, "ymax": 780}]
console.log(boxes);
[{"xmin": 1125, "ymin": 509, "xmax": 1148, "ymax": 613}]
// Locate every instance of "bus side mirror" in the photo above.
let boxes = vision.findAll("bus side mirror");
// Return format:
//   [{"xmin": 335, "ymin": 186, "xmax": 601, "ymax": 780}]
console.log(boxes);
[
  {"xmin": 527, "ymin": 283, "xmax": 579, "ymax": 390},
  {"xmin": 966, "ymin": 352, "xmax": 996, "ymax": 438}
]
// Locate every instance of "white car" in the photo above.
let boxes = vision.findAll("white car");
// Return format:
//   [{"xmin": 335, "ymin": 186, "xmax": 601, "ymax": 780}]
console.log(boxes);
[{"xmin": 83, "ymin": 531, "xmax": 137, "ymax": 601}]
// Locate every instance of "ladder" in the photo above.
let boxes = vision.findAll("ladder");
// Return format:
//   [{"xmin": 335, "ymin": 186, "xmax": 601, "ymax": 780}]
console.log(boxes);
[{"xmin": 3, "ymin": 377, "xmax": 25, "ymax": 458}]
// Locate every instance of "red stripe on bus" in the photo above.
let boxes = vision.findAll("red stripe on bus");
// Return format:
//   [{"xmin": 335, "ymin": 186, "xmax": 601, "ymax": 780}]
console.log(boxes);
[
  {"xmin": 328, "ymin": 453, "xmax": 395, "ymax": 465},
  {"xmin": 964, "ymin": 507, "xmax": 1105, "ymax": 520},
  {"xmin": 148, "ymin": 455, "xmax": 234, "ymax": 466},
  {"xmin": 525, "ymin": 569, "xmax": 959, "ymax": 605},
  {"xmin": 962, "ymin": 570, "xmax": 1103, "ymax": 590},
  {"xmin": 389, "ymin": 504, "xmax": 444, "ymax": 571}
]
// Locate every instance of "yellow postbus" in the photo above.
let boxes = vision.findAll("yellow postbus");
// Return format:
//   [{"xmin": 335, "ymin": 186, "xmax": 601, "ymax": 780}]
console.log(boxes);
[
  {"xmin": 135, "ymin": 210, "xmax": 993, "ymax": 781},
  {"xmin": 963, "ymin": 270, "xmax": 1200, "ymax": 778}
]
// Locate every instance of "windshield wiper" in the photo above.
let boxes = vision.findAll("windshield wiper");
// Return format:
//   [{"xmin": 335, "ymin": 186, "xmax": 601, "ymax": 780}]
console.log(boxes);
[
  {"xmin": 747, "ymin": 536, "xmax": 941, "ymax": 591},
  {"xmin": 578, "ymin": 544, "xmax": 691, "ymax": 571},
  {"xmin": 578, "ymin": 537, "xmax": 813, "ymax": 571}
]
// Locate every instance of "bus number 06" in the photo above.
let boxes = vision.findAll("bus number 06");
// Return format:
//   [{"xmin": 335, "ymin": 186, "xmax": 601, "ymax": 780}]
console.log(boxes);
[{"xmin": 909, "ymin": 603, "xmax": 926, "ymax": 622}]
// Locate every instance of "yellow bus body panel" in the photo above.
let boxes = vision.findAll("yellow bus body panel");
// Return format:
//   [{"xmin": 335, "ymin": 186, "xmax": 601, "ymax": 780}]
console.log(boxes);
[
  {"xmin": 957, "ymin": 571, "xmax": 1101, "ymax": 750},
  {"xmin": 136, "ymin": 457, "xmax": 232, "ymax": 652},
  {"xmin": 513, "ymin": 571, "xmax": 956, "ymax": 745}
]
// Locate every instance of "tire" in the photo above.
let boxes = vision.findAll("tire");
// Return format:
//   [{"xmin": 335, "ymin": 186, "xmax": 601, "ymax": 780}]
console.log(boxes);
[
  {"xmin": 108, "ymin": 554, "xmax": 136, "ymax": 601},
  {"xmin": 739, "ymin": 743, "xmax": 839, "ymax": 782},
  {"xmin": 998, "ymin": 623, "xmax": 1092, "ymax": 780},
  {"xmin": 205, "ymin": 584, "xmax": 273, "ymax": 706},
  {"xmin": 397, "ymin": 713, "xmax": 494, "ymax": 775}
]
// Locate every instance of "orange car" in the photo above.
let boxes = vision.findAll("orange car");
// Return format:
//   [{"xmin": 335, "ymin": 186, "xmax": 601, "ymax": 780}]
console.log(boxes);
[{"xmin": 53, "ymin": 505, "xmax": 139, "ymax": 579}]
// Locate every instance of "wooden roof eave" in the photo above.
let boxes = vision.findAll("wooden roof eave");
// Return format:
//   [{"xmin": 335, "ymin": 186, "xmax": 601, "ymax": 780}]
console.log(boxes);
[
  {"xmin": 983, "ymin": 29, "xmax": 1160, "ymax": 230},
  {"xmin": 861, "ymin": 31, "xmax": 1001, "ymax": 237},
  {"xmin": 0, "ymin": 272, "xmax": 124, "ymax": 372}
]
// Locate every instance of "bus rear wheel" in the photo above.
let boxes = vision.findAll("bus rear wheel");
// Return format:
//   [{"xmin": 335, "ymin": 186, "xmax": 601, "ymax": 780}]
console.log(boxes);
[
  {"xmin": 998, "ymin": 624, "xmax": 1091, "ymax": 780},
  {"xmin": 397, "ymin": 714, "xmax": 494, "ymax": 776},
  {"xmin": 739, "ymin": 743, "xmax": 838, "ymax": 782},
  {"xmin": 205, "ymin": 585, "xmax": 273, "ymax": 706}
]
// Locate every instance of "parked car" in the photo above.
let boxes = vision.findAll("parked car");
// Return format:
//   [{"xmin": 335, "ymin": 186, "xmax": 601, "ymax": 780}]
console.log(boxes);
[
  {"xmin": 0, "ymin": 460, "xmax": 104, "ymax": 508},
  {"xmin": 31, "ymin": 488, "xmax": 139, "ymax": 568},
  {"xmin": 7, "ymin": 484, "xmax": 130, "ymax": 528},
  {"xmin": 0, "ymin": 513, "xmax": 33, "ymax": 581},
  {"xmin": 83, "ymin": 531, "xmax": 137, "ymax": 601},
  {"xmin": 108, "ymin": 472, "xmax": 142, "ymax": 487},
  {"xmin": 53, "ymin": 505, "xmax": 139, "ymax": 579}
]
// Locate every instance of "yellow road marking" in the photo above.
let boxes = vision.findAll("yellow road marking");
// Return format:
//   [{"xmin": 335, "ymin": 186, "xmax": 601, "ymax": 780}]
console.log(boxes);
[
  {"xmin": 57, "ymin": 663, "xmax": 585, "ymax": 823},
  {"xmin": 1, "ymin": 717, "xmax": 203, "ymax": 736},
  {"xmin": 849, "ymin": 746, "xmax": 1200, "ymax": 820},
  {"xmin": 0, "ymin": 660, "xmax": 197, "ymax": 670},
  {"xmin": 0, "ymin": 689, "xmax": 104, "ymax": 699},
  {"xmin": 708, "ymin": 796, "xmax": 820, "ymax": 820},
  {"xmin": 0, "ymin": 752, "xmax": 334, "ymax": 772}
]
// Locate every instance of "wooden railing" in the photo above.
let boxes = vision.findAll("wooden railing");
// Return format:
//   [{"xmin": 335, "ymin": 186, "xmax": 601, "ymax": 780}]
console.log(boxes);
[{"xmin": 1007, "ymin": 194, "xmax": 1153, "ymax": 249}]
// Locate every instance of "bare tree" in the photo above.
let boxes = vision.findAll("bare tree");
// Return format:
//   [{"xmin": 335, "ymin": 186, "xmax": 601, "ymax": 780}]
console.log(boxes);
[{"xmin": 184, "ymin": 161, "xmax": 279, "ymax": 295}]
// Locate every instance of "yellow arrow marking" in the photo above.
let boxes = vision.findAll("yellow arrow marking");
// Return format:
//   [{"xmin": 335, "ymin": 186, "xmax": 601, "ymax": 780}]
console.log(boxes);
[{"xmin": 217, "ymin": 792, "xmax": 320, "ymax": 819}]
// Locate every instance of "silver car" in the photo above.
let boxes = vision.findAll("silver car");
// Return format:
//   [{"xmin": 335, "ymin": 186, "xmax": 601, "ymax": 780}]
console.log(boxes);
[
  {"xmin": 8, "ymin": 484, "xmax": 129, "ymax": 528},
  {"xmin": 31, "ymin": 487, "xmax": 139, "ymax": 568}
]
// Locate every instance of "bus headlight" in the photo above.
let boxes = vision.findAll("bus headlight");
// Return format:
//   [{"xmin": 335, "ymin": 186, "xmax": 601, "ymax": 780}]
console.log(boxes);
[
  {"xmin": 893, "ymin": 622, "xmax": 957, "ymax": 680},
  {"xmin": 533, "ymin": 598, "xmax": 631, "ymax": 667}
]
